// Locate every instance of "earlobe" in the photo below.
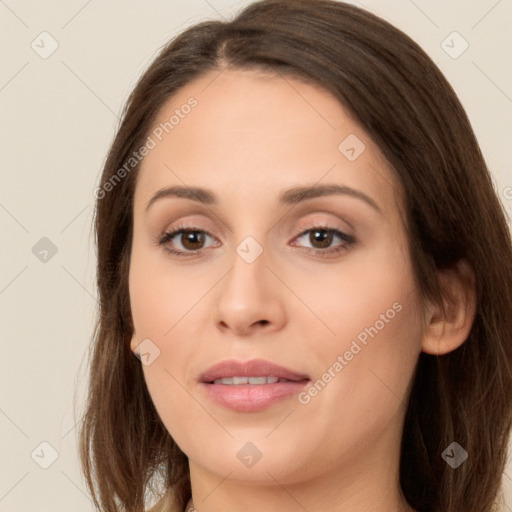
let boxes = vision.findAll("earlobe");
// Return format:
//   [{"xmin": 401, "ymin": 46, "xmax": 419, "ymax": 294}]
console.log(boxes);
[{"xmin": 421, "ymin": 259, "xmax": 477, "ymax": 356}]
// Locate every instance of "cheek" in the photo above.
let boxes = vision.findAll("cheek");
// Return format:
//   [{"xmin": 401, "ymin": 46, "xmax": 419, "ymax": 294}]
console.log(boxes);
[
  {"xmin": 304, "ymin": 236, "xmax": 423, "ymax": 417},
  {"xmin": 292, "ymin": 286, "xmax": 423, "ymax": 473},
  {"xmin": 128, "ymin": 242, "xmax": 198, "ymax": 339},
  {"xmin": 129, "ymin": 247, "xmax": 210, "ymax": 443},
  {"xmin": 142, "ymin": 362, "xmax": 191, "ymax": 427},
  {"xmin": 314, "ymin": 232, "xmax": 419, "ymax": 348},
  {"xmin": 340, "ymin": 242, "xmax": 423, "ymax": 389}
]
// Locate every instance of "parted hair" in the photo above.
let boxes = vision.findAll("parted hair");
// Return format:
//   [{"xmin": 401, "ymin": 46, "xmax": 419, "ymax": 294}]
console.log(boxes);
[{"xmin": 78, "ymin": 1, "xmax": 512, "ymax": 511}]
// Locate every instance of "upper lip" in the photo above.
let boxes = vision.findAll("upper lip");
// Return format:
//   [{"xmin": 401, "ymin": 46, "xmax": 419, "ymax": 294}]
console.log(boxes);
[{"xmin": 199, "ymin": 358, "xmax": 310, "ymax": 383}]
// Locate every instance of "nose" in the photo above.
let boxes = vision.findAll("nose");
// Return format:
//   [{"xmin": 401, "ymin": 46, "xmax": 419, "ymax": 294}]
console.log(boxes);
[{"xmin": 212, "ymin": 244, "xmax": 286, "ymax": 337}]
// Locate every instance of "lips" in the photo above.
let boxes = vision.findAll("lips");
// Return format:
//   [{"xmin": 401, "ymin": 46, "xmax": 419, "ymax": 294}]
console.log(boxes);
[
  {"xmin": 199, "ymin": 359, "xmax": 311, "ymax": 412},
  {"xmin": 199, "ymin": 358, "xmax": 310, "ymax": 383}
]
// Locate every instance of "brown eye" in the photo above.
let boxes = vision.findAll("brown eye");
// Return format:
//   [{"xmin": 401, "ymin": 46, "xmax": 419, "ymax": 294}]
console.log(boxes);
[
  {"xmin": 158, "ymin": 227, "xmax": 217, "ymax": 257},
  {"xmin": 290, "ymin": 226, "xmax": 355, "ymax": 258},
  {"xmin": 308, "ymin": 229, "xmax": 334, "ymax": 249},
  {"xmin": 179, "ymin": 230, "xmax": 206, "ymax": 250},
  {"xmin": 157, "ymin": 225, "xmax": 354, "ymax": 259}
]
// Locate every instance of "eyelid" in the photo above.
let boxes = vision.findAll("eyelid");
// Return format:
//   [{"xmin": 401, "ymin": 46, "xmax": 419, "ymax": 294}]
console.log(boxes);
[{"xmin": 294, "ymin": 219, "xmax": 352, "ymax": 237}]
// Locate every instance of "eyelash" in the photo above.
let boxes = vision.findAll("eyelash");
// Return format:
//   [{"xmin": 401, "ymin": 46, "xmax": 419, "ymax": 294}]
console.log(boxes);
[{"xmin": 157, "ymin": 222, "xmax": 356, "ymax": 259}]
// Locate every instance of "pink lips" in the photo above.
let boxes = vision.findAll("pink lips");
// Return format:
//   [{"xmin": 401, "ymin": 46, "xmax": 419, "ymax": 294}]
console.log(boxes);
[{"xmin": 199, "ymin": 358, "xmax": 310, "ymax": 412}]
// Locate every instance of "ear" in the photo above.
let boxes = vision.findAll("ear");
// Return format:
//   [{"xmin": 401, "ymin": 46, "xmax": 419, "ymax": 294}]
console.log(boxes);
[{"xmin": 421, "ymin": 259, "xmax": 477, "ymax": 356}]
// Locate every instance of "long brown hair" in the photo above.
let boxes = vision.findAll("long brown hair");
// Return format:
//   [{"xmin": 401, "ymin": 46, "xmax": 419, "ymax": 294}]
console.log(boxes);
[{"xmin": 78, "ymin": 1, "xmax": 512, "ymax": 510}]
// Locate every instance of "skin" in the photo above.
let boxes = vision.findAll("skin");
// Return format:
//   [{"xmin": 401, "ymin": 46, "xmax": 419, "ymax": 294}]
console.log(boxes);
[{"xmin": 129, "ymin": 67, "xmax": 476, "ymax": 512}]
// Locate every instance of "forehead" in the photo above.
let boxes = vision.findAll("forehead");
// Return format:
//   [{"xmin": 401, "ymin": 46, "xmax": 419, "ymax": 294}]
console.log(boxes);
[{"xmin": 134, "ymin": 68, "xmax": 402, "ymax": 213}]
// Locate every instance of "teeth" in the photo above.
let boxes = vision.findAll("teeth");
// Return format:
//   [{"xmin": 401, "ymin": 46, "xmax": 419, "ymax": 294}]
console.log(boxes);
[
  {"xmin": 248, "ymin": 376, "xmax": 270, "ymax": 385},
  {"xmin": 213, "ymin": 376, "xmax": 282, "ymax": 385}
]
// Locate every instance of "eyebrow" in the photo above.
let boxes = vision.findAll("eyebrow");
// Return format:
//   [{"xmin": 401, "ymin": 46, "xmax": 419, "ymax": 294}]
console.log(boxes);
[{"xmin": 145, "ymin": 183, "xmax": 382, "ymax": 214}]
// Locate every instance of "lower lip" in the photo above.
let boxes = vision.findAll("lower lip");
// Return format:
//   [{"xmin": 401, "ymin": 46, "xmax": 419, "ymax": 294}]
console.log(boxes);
[{"xmin": 201, "ymin": 380, "xmax": 310, "ymax": 412}]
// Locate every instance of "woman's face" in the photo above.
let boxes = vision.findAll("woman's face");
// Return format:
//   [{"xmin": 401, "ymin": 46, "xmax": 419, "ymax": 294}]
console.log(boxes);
[{"xmin": 129, "ymin": 68, "xmax": 426, "ymax": 487}]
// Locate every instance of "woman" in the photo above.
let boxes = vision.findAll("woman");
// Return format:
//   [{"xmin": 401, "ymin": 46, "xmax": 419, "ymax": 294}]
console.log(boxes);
[{"xmin": 79, "ymin": 1, "xmax": 512, "ymax": 511}]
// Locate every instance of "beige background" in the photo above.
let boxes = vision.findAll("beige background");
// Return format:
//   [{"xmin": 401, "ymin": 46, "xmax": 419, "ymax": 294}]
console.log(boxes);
[{"xmin": 0, "ymin": 0, "xmax": 511, "ymax": 510}]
